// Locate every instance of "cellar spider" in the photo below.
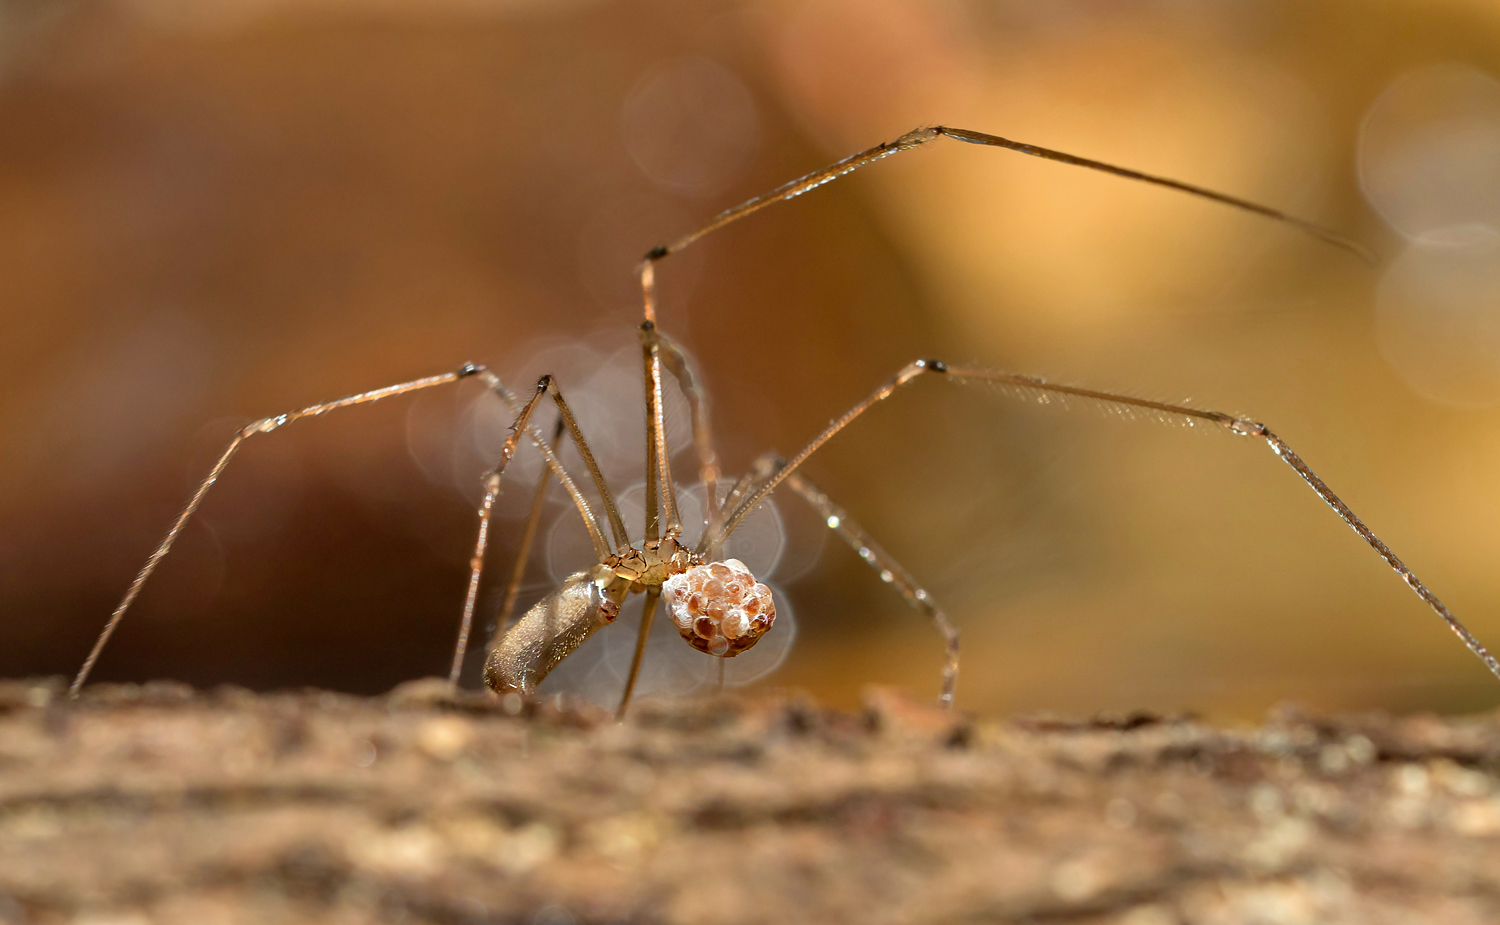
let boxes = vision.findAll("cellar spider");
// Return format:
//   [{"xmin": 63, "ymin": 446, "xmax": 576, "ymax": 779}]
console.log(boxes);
[{"xmin": 70, "ymin": 125, "xmax": 1500, "ymax": 717}]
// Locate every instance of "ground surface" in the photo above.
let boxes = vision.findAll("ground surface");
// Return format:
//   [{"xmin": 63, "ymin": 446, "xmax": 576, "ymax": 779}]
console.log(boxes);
[{"xmin": 1, "ymin": 679, "xmax": 1498, "ymax": 925}]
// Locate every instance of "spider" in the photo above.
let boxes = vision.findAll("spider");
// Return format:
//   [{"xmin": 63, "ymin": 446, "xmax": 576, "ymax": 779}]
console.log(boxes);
[{"xmin": 69, "ymin": 125, "xmax": 1500, "ymax": 717}]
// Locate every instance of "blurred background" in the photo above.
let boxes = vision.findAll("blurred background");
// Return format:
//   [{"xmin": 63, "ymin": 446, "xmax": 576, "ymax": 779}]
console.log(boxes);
[{"xmin": 5, "ymin": 0, "xmax": 1500, "ymax": 720}]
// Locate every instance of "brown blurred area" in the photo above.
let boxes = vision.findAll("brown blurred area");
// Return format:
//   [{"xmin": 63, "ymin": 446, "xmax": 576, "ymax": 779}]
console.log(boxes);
[{"xmin": 4, "ymin": 0, "xmax": 1500, "ymax": 720}]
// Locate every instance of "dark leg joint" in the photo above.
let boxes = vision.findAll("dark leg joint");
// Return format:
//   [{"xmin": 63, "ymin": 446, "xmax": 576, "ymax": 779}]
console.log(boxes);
[
  {"xmin": 457, "ymin": 363, "xmax": 484, "ymax": 379},
  {"xmin": 918, "ymin": 359, "xmax": 948, "ymax": 373},
  {"xmin": 534, "ymin": 375, "xmax": 552, "ymax": 392},
  {"xmin": 644, "ymin": 245, "xmax": 669, "ymax": 261}
]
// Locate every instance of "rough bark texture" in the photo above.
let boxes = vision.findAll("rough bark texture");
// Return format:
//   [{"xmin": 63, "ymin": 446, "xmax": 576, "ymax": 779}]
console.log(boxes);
[{"xmin": 1, "ymin": 678, "xmax": 1498, "ymax": 925}]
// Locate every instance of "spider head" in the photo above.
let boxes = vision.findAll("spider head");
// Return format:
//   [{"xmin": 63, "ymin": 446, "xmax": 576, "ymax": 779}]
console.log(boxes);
[{"xmin": 662, "ymin": 558, "xmax": 776, "ymax": 657}]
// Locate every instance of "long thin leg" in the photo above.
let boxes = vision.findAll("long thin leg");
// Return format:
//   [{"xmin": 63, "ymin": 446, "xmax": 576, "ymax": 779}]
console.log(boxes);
[
  {"xmin": 697, "ymin": 452, "xmax": 781, "ymax": 559},
  {"xmin": 651, "ymin": 313, "xmax": 762, "ymax": 548},
  {"xmin": 718, "ymin": 466, "xmax": 767, "ymax": 521},
  {"xmin": 450, "ymin": 378, "xmax": 550, "ymax": 687},
  {"xmin": 636, "ymin": 125, "xmax": 1373, "ymax": 323},
  {"xmin": 474, "ymin": 370, "xmax": 612, "ymax": 561},
  {"xmin": 658, "ymin": 333, "xmax": 722, "ymax": 546},
  {"xmin": 724, "ymin": 453, "xmax": 782, "ymax": 507},
  {"xmin": 650, "ymin": 331, "xmax": 681, "ymax": 537},
  {"xmin": 641, "ymin": 331, "xmax": 660, "ymax": 543},
  {"xmin": 715, "ymin": 357, "xmax": 1271, "ymax": 538},
  {"xmin": 713, "ymin": 360, "xmax": 939, "ymax": 542},
  {"xmin": 616, "ymin": 585, "xmax": 662, "ymax": 720},
  {"xmin": 710, "ymin": 359, "xmax": 1500, "ymax": 685},
  {"xmin": 545, "ymin": 378, "xmax": 630, "ymax": 550},
  {"xmin": 71, "ymin": 364, "xmax": 488, "ymax": 697},
  {"xmin": 494, "ymin": 418, "xmax": 566, "ymax": 638},
  {"xmin": 933, "ymin": 127, "xmax": 1374, "ymax": 262},
  {"xmin": 783, "ymin": 470, "xmax": 960, "ymax": 707},
  {"xmin": 639, "ymin": 322, "xmax": 682, "ymax": 540},
  {"xmin": 1258, "ymin": 429, "xmax": 1500, "ymax": 681}
]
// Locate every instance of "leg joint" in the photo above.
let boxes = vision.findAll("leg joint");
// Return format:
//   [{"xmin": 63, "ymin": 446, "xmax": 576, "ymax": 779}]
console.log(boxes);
[{"xmin": 240, "ymin": 415, "xmax": 286, "ymax": 438}]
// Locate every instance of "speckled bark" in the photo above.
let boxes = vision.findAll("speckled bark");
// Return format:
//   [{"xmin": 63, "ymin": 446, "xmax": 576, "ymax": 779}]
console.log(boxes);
[{"xmin": 1, "ymin": 679, "xmax": 1498, "ymax": 925}]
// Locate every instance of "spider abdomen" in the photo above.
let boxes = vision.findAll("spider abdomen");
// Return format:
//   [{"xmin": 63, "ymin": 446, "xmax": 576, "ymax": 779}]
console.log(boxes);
[{"xmin": 484, "ymin": 570, "xmax": 617, "ymax": 694}]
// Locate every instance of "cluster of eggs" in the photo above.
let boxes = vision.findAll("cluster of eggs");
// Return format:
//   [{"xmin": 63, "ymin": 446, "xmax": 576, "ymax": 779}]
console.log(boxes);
[{"xmin": 662, "ymin": 558, "xmax": 776, "ymax": 656}]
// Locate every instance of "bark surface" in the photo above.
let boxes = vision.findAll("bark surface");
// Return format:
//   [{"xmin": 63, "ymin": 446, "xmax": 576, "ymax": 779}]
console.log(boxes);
[{"xmin": 1, "ymin": 678, "xmax": 1498, "ymax": 924}]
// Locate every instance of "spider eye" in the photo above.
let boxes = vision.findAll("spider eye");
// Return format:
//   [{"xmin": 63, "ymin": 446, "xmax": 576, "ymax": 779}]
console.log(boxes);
[{"xmin": 662, "ymin": 558, "xmax": 777, "ymax": 657}]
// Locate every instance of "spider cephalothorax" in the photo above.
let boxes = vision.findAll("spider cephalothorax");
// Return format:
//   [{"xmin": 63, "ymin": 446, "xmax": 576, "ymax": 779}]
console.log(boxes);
[{"xmin": 602, "ymin": 534, "xmax": 695, "ymax": 592}]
